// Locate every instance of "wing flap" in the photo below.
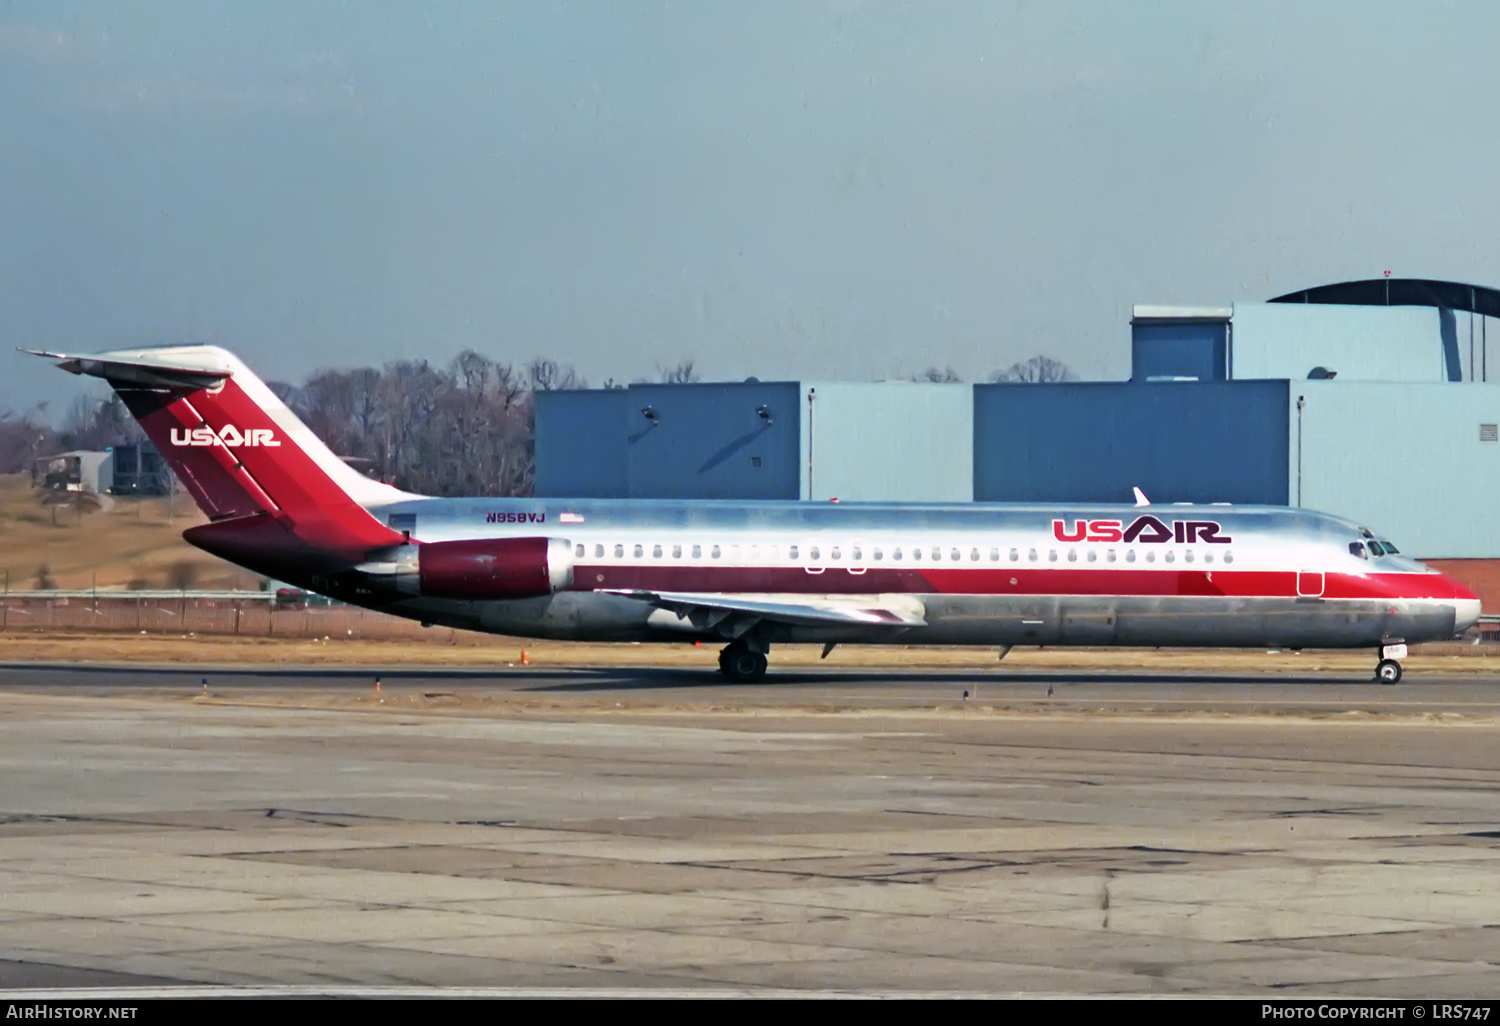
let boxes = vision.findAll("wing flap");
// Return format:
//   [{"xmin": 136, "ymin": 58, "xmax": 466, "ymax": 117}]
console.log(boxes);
[{"xmin": 606, "ymin": 590, "xmax": 927, "ymax": 629}]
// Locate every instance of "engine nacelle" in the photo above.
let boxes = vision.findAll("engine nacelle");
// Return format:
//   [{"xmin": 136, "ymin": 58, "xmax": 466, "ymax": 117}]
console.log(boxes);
[
  {"xmin": 419, "ymin": 536, "xmax": 573, "ymax": 599},
  {"xmin": 360, "ymin": 537, "xmax": 573, "ymax": 599}
]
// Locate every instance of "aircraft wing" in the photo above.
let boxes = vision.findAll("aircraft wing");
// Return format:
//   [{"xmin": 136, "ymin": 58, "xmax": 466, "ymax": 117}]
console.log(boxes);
[{"xmin": 606, "ymin": 589, "xmax": 927, "ymax": 634}]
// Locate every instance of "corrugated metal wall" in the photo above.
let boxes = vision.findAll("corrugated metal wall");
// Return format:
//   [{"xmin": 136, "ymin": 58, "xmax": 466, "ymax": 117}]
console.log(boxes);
[
  {"xmin": 1232, "ymin": 303, "xmax": 1446, "ymax": 382},
  {"xmin": 625, "ymin": 382, "xmax": 800, "ymax": 500},
  {"xmin": 1294, "ymin": 382, "xmax": 1500, "ymax": 557},
  {"xmin": 534, "ymin": 389, "xmax": 631, "ymax": 498},
  {"xmin": 802, "ymin": 383, "xmax": 973, "ymax": 501},
  {"xmin": 1131, "ymin": 322, "xmax": 1228, "ymax": 381},
  {"xmin": 974, "ymin": 381, "xmax": 1290, "ymax": 504}
]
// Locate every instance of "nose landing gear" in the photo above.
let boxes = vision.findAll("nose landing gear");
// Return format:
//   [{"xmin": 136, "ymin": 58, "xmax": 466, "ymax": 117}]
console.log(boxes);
[
  {"xmin": 718, "ymin": 639, "xmax": 769, "ymax": 683},
  {"xmin": 1374, "ymin": 642, "xmax": 1407, "ymax": 684}
]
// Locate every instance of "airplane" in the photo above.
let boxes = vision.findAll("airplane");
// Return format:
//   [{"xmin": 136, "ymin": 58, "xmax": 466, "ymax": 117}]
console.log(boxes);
[{"xmin": 30, "ymin": 344, "xmax": 1481, "ymax": 685}]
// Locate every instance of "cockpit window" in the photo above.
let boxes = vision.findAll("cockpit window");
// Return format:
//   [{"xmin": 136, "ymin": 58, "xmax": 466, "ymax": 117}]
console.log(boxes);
[
  {"xmin": 1379, "ymin": 540, "xmax": 1399, "ymax": 554},
  {"xmin": 1365, "ymin": 540, "xmax": 1385, "ymax": 556},
  {"xmin": 1349, "ymin": 541, "xmax": 1367, "ymax": 559}
]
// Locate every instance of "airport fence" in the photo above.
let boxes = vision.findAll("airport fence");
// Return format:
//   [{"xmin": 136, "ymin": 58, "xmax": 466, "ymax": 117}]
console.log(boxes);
[
  {"xmin": 0, "ymin": 590, "xmax": 437, "ymax": 641},
  {"xmin": 3, "ymin": 589, "xmax": 1499, "ymax": 652}
]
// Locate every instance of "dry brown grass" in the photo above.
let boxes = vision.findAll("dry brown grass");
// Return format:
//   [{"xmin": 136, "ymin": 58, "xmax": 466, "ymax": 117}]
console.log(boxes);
[
  {"xmin": 2, "ymin": 629, "xmax": 1498, "ymax": 676},
  {"xmin": 0, "ymin": 474, "xmax": 255, "ymax": 591}
]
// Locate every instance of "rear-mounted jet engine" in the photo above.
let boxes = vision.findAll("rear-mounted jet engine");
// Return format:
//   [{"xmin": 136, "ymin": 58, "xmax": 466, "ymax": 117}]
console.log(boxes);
[{"xmin": 360, "ymin": 537, "xmax": 574, "ymax": 599}]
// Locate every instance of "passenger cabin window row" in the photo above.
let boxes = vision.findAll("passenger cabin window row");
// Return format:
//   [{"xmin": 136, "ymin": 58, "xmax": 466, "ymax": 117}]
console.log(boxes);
[{"xmin": 571, "ymin": 542, "xmax": 1234, "ymax": 565}]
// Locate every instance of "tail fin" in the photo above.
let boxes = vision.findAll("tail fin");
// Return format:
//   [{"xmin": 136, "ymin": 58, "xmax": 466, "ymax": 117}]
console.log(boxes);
[{"xmin": 30, "ymin": 345, "xmax": 411, "ymax": 565}]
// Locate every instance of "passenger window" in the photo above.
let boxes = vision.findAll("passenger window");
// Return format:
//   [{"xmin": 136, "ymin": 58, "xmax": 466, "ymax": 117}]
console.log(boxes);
[
  {"xmin": 672, "ymin": 545, "xmax": 682, "ymax": 558},
  {"xmin": 789, "ymin": 545, "xmax": 799, "ymax": 560},
  {"xmin": 1165, "ymin": 551, "xmax": 1174, "ymax": 563},
  {"xmin": 1028, "ymin": 549, "xmax": 1038, "ymax": 561},
  {"xmin": 931, "ymin": 548, "xmax": 941, "ymax": 561},
  {"xmin": 595, "ymin": 544, "xmax": 604, "ymax": 558},
  {"xmin": 831, "ymin": 546, "xmax": 842, "ymax": 560},
  {"xmin": 614, "ymin": 544, "xmax": 624, "ymax": 558},
  {"xmin": 1204, "ymin": 552, "xmax": 1213, "ymax": 563},
  {"xmin": 990, "ymin": 548, "xmax": 1000, "ymax": 561},
  {"xmin": 852, "ymin": 546, "xmax": 862, "ymax": 560},
  {"xmin": 950, "ymin": 547, "xmax": 961, "ymax": 561},
  {"xmin": 1126, "ymin": 550, "xmax": 1136, "ymax": 563},
  {"xmin": 1184, "ymin": 551, "xmax": 1194, "ymax": 563},
  {"xmin": 1087, "ymin": 550, "xmax": 1097, "ymax": 563},
  {"xmin": 652, "ymin": 544, "xmax": 662, "ymax": 558},
  {"xmin": 712, "ymin": 545, "xmax": 721, "ymax": 559},
  {"xmin": 633, "ymin": 544, "xmax": 644, "ymax": 558},
  {"xmin": 810, "ymin": 546, "xmax": 820, "ymax": 560},
  {"xmin": 1010, "ymin": 548, "xmax": 1019, "ymax": 561},
  {"xmin": 1106, "ymin": 549, "xmax": 1116, "ymax": 562},
  {"xmin": 1224, "ymin": 552, "xmax": 1234, "ymax": 564},
  {"xmin": 575, "ymin": 544, "xmax": 585, "ymax": 558},
  {"xmin": 1146, "ymin": 551, "xmax": 1156, "ymax": 563},
  {"xmin": 1048, "ymin": 550, "xmax": 1058, "ymax": 562},
  {"xmin": 731, "ymin": 545, "xmax": 741, "ymax": 561},
  {"xmin": 692, "ymin": 544, "xmax": 702, "ymax": 559},
  {"xmin": 873, "ymin": 548, "xmax": 883, "ymax": 560},
  {"xmin": 970, "ymin": 548, "xmax": 980, "ymax": 561},
  {"xmin": 1067, "ymin": 549, "xmax": 1077, "ymax": 562},
  {"xmin": 893, "ymin": 548, "xmax": 902, "ymax": 561}
]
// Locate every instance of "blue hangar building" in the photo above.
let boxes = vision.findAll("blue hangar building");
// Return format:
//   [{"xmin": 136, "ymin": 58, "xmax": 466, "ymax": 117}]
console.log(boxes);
[{"xmin": 535, "ymin": 279, "xmax": 1500, "ymax": 569}]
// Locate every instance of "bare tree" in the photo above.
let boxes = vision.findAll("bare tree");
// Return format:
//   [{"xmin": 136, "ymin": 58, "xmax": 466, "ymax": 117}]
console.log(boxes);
[
  {"xmin": 657, "ymin": 359, "xmax": 700, "ymax": 384},
  {"xmin": 989, "ymin": 355, "xmax": 1077, "ymax": 383},
  {"xmin": 913, "ymin": 366, "xmax": 963, "ymax": 383}
]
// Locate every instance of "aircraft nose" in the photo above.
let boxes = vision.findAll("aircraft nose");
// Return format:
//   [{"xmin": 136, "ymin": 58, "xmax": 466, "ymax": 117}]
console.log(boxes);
[{"xmin": 1443, "ymin": 576, "xmax": 1482, "ymax": 633}]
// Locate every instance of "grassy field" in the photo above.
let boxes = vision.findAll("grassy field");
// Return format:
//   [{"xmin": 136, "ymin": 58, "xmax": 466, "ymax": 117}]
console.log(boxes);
[{"xmin": 0, "ymin": 473, "xmax": 255, "ymax": 592}]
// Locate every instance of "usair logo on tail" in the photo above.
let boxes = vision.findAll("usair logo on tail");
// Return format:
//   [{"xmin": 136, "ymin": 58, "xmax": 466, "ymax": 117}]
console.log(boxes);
[{"xmin": 169, "ymin": 426, "xmax": 280, "ymax": 448}]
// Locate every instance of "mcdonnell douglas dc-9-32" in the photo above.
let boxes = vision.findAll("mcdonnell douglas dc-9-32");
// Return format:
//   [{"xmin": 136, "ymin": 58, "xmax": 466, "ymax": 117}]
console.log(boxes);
[{"xmin": 31, "ymin": 345, "xmax": 1481, "ymax": 684}]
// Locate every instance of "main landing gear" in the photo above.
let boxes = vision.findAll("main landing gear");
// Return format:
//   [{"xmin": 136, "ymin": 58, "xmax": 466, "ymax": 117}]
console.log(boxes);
[{"xmin": 718, "ymin": 639, "xmax": 769, "ymax": 683}]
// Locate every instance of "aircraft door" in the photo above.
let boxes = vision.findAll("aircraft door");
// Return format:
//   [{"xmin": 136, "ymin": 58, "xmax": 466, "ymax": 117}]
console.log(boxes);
[{"xmin": 1297, "ymin": 571, "xmax": 1324, "ymax": 598}]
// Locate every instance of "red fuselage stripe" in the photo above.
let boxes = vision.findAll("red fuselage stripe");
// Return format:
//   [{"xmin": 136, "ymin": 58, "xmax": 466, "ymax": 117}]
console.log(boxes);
[{"xmin": 569, "ymin": 564, "xmax": 1468, "ymax": 601}]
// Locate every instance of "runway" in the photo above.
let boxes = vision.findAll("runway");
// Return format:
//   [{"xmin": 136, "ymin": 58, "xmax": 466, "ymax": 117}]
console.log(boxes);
[{"xmin": 1, "ymin": 660, "xmax": 1499, "ymax": 995}]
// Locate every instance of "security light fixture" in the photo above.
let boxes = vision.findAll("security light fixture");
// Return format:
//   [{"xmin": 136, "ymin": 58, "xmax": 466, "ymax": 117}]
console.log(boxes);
[
  {"xmin": 1307, "ymin": 367, "xmax": 1337, "ymax": 380},
  {"xmin": 640, "ymin": 405, "xmax": 658, "ymax": 423},
  {"xmin": 756, "ymin": 405, "xmax": 773, "ymax": 424}
]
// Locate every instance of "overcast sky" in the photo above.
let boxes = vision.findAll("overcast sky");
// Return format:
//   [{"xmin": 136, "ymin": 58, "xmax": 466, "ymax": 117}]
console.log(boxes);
[{"xmin": 5, "ymin": 0, "xmax": 1500, "ymax": 415}]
